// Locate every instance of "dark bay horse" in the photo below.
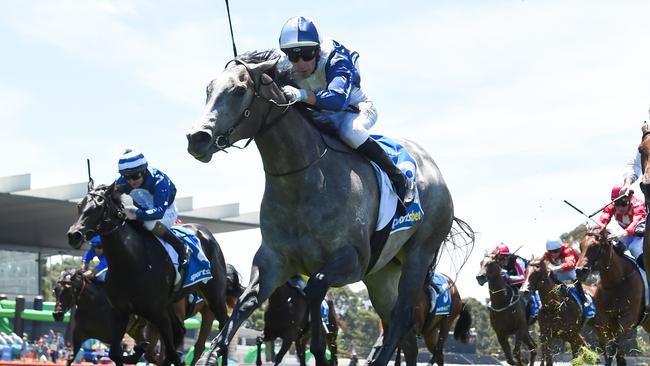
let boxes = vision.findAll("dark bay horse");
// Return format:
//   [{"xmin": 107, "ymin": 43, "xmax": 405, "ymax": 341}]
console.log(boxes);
[
  {"xmin": 67, "ymin": 184, "xmax": 238, "ymax": 366},
  {"xmin": 255, "ymin": 284, "xmax": 338, "ymax": 366},
  {"xmin": 522, "ymin": 259, "xmax": 590, "ymax": 365},
  {"xmin": 476, "ymin": 253, "xmax": 536, "ymax": 366},
  {"xmin": 576, "ymin": 229, "xmax": 649, "ymax": 365},
  {"xmin": 413, "ymin": 273, "xmax": 471, "ymax": 366},
  {"xmin": 186, "ymin": 50, "xmax": 455, "ymax": 366},
  {"xmin": 52, "ymin": 269, "xmax": 149, "ymax": 366}
]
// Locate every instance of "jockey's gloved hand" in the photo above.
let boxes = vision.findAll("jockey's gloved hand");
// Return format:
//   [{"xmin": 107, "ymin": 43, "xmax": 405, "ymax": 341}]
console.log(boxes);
[
  {"xmin": 282, "ymin": 85, "xmax": 309, "ymax": 103},
  {"xmin": 547, "ymin": 264, "xmax": 560, "ymax": 272},
  {"xmin": 124, "ymin": 207, "xmax": 137, "ymax": 220}
]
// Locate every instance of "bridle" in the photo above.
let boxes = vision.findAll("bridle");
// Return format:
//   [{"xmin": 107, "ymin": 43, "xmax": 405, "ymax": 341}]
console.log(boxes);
[
  {"xmin": 582, "ymin": 231, "xmax": 611, "ymax": 272},
  {"xmin": 212, "ymin": 58, "xmax": 292, "ymax": 152},
  {"xmin": 484, "ymin": 256, "xmax": 521, "ymax": 312},
  {"xmin": 210, "ymin": 58, "xmax": 329, "ymax": 177},
  {"xmin": 81, "ymin": 190, "xmax": 126, "ymax": 238},
  {"xmin": 55, "ymin": 272, "xmax": 89, "ymax": 311}
]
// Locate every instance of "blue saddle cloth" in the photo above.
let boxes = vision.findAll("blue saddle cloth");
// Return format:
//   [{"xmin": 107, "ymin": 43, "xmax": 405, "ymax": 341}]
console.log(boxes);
[
  {"xmin": 170, "ymin": 226, "xmax": 213, "ymax": 288},
  {"xmin": 430, "ymin": 273, "xmax": 452, "ymax": 315},
  {"xmin": 320, "ymin": 300, "xmax": 329, "ymax": 324},
  {"xmin": 369, "ymin": 134, "xmax": 425, "ymax": 234},
  {"xmin": 529, "ymin": 291, "xmax": 541, "ymax": 318},
  {"xmin": 569, "ymin": 286, "xmax": 596, "ymax": 319}
]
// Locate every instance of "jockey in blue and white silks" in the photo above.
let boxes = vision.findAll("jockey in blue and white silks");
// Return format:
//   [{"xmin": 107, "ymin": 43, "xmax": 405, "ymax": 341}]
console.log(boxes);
[
  {"xmin": 276, "ymin": 16, "xmax": 414, "ymax": 213},
  {"xmin": 114, "ymin": 148, "xmax": 187, "ymax": 269},
  {"xmin": 82, "ymin": 236, "xmax": 108, "ymax": 282}
]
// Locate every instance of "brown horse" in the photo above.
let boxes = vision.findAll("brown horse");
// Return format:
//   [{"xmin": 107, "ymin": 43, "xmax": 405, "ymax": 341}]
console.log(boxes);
[
  {"xmin": 522, "ymin": 259, "xmax": 590, "ymax": 365},
  {"xmin": 476, "ymin": 253, "xmax": 536, "ymax": 366},
  {"xmin": 412, "ymin": 273, "xmax": 471, "ymax": 366},
  {"xmin": 256, "ymin": 283, "xmax": 339, "ymax": 366},
  {"xmin": 576, "ymin": 229, "xmax": 648, "ymax": 366}
]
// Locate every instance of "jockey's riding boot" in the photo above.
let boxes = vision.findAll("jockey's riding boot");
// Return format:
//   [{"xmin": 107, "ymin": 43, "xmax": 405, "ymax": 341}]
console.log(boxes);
[
  {"xmin": 357, "ymin": 138, "xmax": 415, "ymax": 214},
  {"xmin": 152, "ymin": 222, "xmax": 188, "ymax": 268},
  {"xmin": 637, "ymin": 255, "xmax": 646, "ymax": 271},
  {"xmin": 574, "ymin": 280, "xmax": 590, "ymax": 308}
]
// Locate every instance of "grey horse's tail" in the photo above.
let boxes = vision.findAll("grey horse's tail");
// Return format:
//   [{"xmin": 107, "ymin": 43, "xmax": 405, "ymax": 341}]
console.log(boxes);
[{"xmin": 432, "ymin": 217, "xmax": 476, "ymax": 278}]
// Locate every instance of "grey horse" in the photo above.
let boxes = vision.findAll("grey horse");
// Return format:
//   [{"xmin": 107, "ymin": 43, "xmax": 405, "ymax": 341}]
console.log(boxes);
[{"xmin": 186, "ymin": 50, "xmax": 454, "ymax": 366}]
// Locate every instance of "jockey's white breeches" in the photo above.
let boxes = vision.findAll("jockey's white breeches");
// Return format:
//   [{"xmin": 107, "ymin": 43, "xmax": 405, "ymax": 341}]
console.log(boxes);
[
  {"xmin": 326, "ymin": 100, "xmax": 378, "ymax": 148},
  {"xmin": 143, "ymin": 204, "xmax": 178, "ymax": 231},
  {"xmin": 620, "ymin": 235, "xmax": 644, "ymax": 259},
  {"xmin": 554, "ymin": 268, "xmax": 577, "ymax": 282}
]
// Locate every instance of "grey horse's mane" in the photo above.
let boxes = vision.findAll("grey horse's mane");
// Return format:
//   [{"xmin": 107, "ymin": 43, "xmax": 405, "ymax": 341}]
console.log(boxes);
[{"xmin": 235, "ymin": 49, "xmax": 293, "ymax": 86}]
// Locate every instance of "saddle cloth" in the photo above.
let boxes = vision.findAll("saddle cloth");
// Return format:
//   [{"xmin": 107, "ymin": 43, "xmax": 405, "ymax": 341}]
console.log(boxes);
[
  {"xmin": 154, "ymin": 226, "xmax": 212, "ymax": 288},
  {"xmin": 568, "ymin": 286, "xmax": 596, "ymax": 319},
  {"xmin": 429, "ymin": 273, "xmax": 452, "ymax": 315},
  {"xmin": 621, "ymin": 251, "xmax": 650, "ymax": 308},
  {"xmin": 369, "ymin": 134, "xmax": 425, "ymax": 233}
]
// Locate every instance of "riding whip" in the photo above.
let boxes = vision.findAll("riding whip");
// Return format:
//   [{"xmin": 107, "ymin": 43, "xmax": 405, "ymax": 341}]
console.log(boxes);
[
  {"xmin": 563, "ymin": 200, "xmax": 600, "ymax": 226},
  {"xmin": 86, "ymin": 158, "xmax": 94, "ymax": 192},
  {"xmin": 587, "ymin": 192, "xmax": 631, "ymax": 218},
  {"xmin": 224, "ymin": 0, "xmax": 237, "ymax": 57}
]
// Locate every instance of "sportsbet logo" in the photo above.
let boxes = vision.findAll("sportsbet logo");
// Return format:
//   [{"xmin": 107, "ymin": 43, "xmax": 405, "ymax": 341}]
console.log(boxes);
[{"xmin": 392, "ymin": 210, "xmax": 422, "ymax": 228}]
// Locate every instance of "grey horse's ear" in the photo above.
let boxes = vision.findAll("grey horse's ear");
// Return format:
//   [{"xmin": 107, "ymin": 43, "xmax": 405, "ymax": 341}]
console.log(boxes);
[{"xmin": 249, "ymin": 57, "xmax": 280, "ymax": 83}]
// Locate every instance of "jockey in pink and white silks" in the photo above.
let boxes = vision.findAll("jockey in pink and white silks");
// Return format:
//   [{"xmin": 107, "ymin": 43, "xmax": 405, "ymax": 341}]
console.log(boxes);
[
  {"xmin": 115, "ymin": 149, "xmax": 187, "ymax": 275},
  {"xmin": 597, "ymin": 183, "xmax": 647, "ymax": 269},
  {"xmin": 276, "ymin": 16, "xmax": 414, "ymax": 212}
]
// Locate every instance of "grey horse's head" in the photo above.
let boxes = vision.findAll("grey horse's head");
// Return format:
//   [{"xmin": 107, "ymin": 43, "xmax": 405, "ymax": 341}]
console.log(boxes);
[{"xmin": 186, "ymin": 50, "xmax": 282, "ymax": 163}]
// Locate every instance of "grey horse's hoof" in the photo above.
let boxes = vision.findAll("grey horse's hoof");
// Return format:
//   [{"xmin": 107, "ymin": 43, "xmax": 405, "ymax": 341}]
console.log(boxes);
[{"xmin": 195, "ymin": 347, "xmax": 221, "ymax": 366}]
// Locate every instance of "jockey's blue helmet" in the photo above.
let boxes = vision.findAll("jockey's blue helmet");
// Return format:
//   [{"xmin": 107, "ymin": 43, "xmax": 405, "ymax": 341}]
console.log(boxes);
[
  {"xmin": 279, "ymin": 16, "xmax": 320, "ymax": 51},
  {"xmin": 118, "ymin": 148, "xmax": 148, "ymax": 176},
  {"xmin": 90, "ymin": 235, "xmax": 102, "ymax": 247},
  {"xmin": 545, "ymin": 239, "xmax": 562, "ymax": 251}
]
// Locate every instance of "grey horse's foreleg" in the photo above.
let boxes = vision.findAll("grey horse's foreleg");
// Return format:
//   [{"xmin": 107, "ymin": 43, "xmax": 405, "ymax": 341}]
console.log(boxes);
[{"xmin": 196, "ymin": 248, "xmax": 287, "ymax": 366}]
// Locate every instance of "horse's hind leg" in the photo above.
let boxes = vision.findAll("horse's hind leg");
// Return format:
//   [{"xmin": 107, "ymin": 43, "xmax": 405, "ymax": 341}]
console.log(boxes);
[
  {"xmin": 433, "ymin": 319, "xmax": 453, "ymax": 366},
  {"xmin": 152, "ymin": 312, "xmax": 183, "ymax": 366},
  {"xmin": 190, "ymin": 307, "xmax": 215, "ymax": 366},
  {"xmin": 367, "ymin": 230, "xmax": 447, "ymax": 366}
]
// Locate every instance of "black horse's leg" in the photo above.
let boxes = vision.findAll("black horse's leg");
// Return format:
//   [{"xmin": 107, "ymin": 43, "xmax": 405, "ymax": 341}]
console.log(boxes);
[
  {"xmin": 304, "ymin": 245, "xmax": 363, "ymax": 366},
  {"xmin": 255, "ymin": 336, "xmax": 263, "ymax": 366},
  {"xmin": 497, "ymin": 333, "xmax": 516, "ymax": 365},
  {"xmin": 196, "ymin": 247, "xmax": 287, "ymax": 366},
  {"xmin": 522, "ymin": 331, "xmax": 537, "ymax": 366},
  {"xmin": 67, "ymin": 328, "xmax": 83, "ymax": 366},
  {"xmin": 296, "ymin": 336, "xmax": 308, "ymax": 366},
  {"xmin": 153, "ymin": 312, "xmax": 184, "ymax": 366},
  {"xmin": 108, "ymin": 308, "xmax": 130, "ymax": 366},
  {"xmin": 273, "ymin": 339, "xmax": 292, "ymax": 366}
]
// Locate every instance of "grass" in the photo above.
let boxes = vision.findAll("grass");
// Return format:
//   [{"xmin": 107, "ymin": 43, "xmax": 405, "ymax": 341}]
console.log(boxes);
[{"xmin": 571, "ymin": 346, "xmax": 599, "ymax": 366}]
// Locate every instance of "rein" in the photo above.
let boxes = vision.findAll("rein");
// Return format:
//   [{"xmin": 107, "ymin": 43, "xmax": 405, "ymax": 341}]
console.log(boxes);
[
  {"xmin": 212, "ymin": 58, "xmax": 329, "ymax": 177},
  {"xmin": 488, "ymin": 284, "xmax": 520, "ymax": 312},
  {"xmin": 87, "ymin": 191, "xmax": 125, "ymax": 236}
]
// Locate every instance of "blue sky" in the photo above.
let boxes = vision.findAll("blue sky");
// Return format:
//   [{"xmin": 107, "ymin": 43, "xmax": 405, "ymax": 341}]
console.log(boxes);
[{"xmin": 2, "ymin": 0, "xmax": 650, "ymax": 300}]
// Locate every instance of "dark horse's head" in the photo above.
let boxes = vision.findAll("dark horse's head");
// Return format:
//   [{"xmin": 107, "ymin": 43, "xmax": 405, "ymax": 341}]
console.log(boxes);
[
  {"xmin": 186, "ymin": 50, "xmax": 288, "ymax": 163},
  {"xmin": 67, "ymin": 184, "xmax": 125, "ymax": 249},
  {"xmin": 520, "ymin": 258, "xmax": 556, "ymax": 296},
  {"xmin": 575, "ymin": 228, "xmax": 611, "ymax": 281},
  {"xmin": 52, "ymin": 269, "xmax": 87, "ymax": 321},
  {"xmin": 476, "ymin": 251, "xmax": 501, "ymax": 286}
]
